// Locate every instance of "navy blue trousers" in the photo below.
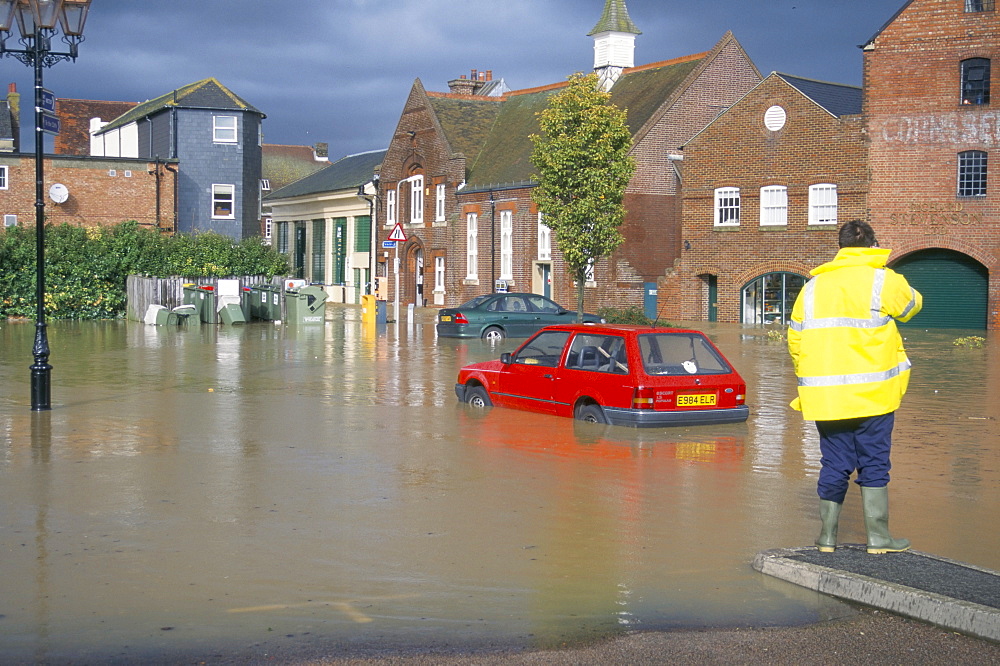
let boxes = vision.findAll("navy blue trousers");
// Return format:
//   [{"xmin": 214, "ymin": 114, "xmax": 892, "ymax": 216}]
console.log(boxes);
[{"xmin": 815, "ymin": 412, "xmax": 895, "ymax": 503}]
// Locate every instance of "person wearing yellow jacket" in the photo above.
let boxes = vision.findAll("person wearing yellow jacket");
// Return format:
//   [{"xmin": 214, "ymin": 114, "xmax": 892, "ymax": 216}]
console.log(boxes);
[{"xmin": 788, "ymin": 220, "xmax": 922, "ymax": 555}]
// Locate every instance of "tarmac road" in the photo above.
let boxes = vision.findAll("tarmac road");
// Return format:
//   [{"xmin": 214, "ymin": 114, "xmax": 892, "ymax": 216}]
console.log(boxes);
[{"xmin": 203, "ymin": 607, "xmax": 999, "ymax": 665}]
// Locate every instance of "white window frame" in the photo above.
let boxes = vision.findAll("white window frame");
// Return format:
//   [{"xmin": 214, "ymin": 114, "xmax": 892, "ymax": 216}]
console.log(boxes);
[
  {"xmin": 537, "ymin": 213, "xmax": 551, "ymax": 261},
  {"xmin": 435, "ymin": 183, "xmax": 446, "ymax": 222},
  {"xmin": 499, "ymin": 209, "xmax": 513, "ymax": 280},
  {"xmin": 808, "ymin": 184, "xmax": 838, "ymax": 225},
  {"xmin": 759, "ymin": 186, "xmax": 787, "ymax": 226},
  {"xmin": 213, "ymin": 115, "xmax": 238, "ymax": 143},
  {"xmin": 212, "ymin": 184, "xmax": 236, "ymax": 219},
  {"xmin": 410, "ymin": 176, "xmax": 424, "ymax": 224},
  {"xmin": 386, "ymin": 189, "xmax": 397, "ymax": 224},
  {"xmin": 0, "ymin": 165, "xmax": 7, "ymax": 190},
  {"xmin": 434, "ymin": 255, "xmax": 445, "ymax": 294},
  {"xmin": 466, "ymin": 212, "xmax": 478, "ymax": 279},
  {"xmin": 958, "ymin": 150, "xmax": 988, "ymax": 197},
  {"xmin": 714, "ymin": 187, "xmax": 740, "ymax": 226},
  {"xmin": 264, "ymin": 217, "xmax": 272, "ymax": 242}
]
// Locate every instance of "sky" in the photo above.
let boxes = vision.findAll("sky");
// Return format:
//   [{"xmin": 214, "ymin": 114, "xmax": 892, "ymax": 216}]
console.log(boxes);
[{"xmin": 7, "ymin": 0, "xmax": 904, "ymax": 160}]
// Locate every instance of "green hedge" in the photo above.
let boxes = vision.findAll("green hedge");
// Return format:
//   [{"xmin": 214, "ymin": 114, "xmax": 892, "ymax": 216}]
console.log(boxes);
[
  {"xmin": 0, "ymin": 221, "xmax": 289, "ymax": 320},
  {"xmin": 597, "ymin": 305, "xmax": 658, "ymax": 326}
]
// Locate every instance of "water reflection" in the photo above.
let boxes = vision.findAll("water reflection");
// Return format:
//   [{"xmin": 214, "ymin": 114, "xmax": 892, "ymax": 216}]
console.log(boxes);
[{"xmin": 0, "ymin": 312, "xmax": 996, "ymax": 661}]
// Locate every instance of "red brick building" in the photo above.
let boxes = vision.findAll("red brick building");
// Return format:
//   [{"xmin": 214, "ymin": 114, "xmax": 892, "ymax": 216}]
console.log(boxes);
[
  {"xmin": 1, "ymin": 96, "xmax": 176, "ymax": 233},
  {"xmin": 54, "ymin": 98, "xmax": 138, "ymax": 156},
  {"xmin": 674, "ymin": 0, "xmax": 998, "ymax": 330},
  {"xmin": 0, "ymin": 154, "xmax": 176, "ymax": 231},
  {"xmin": 377, "ymin": 6, "xmax": 761, "ymax": 313},
  {"xmin": 675, "ymin": 73, "xmax": 866, "ymax": 325},
  {"xmin": 865, "ymin": 0, "xmax": 998, "ymax": 329}
]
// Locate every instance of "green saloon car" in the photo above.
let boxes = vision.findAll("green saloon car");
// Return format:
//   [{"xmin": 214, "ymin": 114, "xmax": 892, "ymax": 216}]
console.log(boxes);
[{"xmin": 436, "ymin": 293, "xmax": 604, "ymax": 342}]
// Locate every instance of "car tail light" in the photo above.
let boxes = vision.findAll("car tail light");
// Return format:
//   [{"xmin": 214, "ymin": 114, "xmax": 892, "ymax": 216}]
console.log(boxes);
[
  {"xmin": 632, "ymin": 387, "xmax": 655, "ymax": 410},
  {"xmin": 454, "ymin": 312, "xmax": 468, "ymax": 324}
]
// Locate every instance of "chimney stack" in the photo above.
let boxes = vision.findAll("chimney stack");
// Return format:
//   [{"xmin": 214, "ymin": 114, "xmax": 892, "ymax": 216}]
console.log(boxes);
[
  {"xmin": 447, "ymin": 73, "xmax": 477, "ymax": 95},
  {"xmin": 7, "ymin": 83, "xmax": 20, "ymax": 152},
  {"xmin": 446, "ymin": 69, "xmax": 496, "ymax": 95}
]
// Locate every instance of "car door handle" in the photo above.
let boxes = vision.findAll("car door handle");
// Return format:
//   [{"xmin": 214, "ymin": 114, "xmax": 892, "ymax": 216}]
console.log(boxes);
[{"xmin": 543, "ymin": 374, "xmax": 554, "ymax": 379}]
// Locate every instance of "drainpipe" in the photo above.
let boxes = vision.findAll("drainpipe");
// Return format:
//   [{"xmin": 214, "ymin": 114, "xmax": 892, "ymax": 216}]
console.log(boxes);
[
  {"xmin": 148, "ymin": 156, "xmax": 161, "ymax": 230},
  {"xmin": 164, "ymin": 162, "xmax": 178, "ymax": 233}
]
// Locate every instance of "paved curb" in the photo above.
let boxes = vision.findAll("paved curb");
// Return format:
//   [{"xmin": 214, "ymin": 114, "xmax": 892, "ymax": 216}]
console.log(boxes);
[{"xmin": 752, "ymin": 545, "xmax": 1000, "ymax": 642}]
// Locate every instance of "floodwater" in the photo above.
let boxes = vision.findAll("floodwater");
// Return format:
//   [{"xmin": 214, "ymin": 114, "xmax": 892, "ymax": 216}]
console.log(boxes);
[{"xmin": 1, "ymin": 308, "xmax": 998, "ymax": 662}]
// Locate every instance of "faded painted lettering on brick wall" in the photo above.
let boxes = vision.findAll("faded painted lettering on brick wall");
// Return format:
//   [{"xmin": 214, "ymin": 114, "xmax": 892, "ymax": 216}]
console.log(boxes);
[{"xmin": 875, "ymin": 113, "xmax": 1000, "ymax": 146}]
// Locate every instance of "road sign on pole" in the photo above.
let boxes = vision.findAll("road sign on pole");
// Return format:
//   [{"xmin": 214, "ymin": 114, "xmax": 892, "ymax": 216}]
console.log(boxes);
[
  {"xmin": 41, "ymin": 113, "xmax": 60, "ymax": 135},
  {"xmin": 388, "ymin": 224, "xmax": 407, "ymax": 242},
  {"xmin": 40, "ymin": 89, "xmax": 55, "ymax": 113}
]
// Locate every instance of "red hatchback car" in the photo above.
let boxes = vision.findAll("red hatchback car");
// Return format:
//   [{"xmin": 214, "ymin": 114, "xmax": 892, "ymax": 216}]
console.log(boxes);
[{"xmin": 454, "ymin": 324, "xmax": 749, "ymax": 427}]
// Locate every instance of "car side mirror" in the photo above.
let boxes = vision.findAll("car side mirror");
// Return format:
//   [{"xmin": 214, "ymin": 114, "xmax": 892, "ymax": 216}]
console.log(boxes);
[{"xmin": 500, "ymin": 352, "xmax": 512, "ymax": 365}]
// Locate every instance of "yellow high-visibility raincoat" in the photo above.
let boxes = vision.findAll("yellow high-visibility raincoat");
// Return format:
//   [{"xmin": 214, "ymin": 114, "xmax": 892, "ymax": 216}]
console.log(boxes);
[{"xmin": 788, "ymin": 247, "xmax": 922, "ymax": 422}]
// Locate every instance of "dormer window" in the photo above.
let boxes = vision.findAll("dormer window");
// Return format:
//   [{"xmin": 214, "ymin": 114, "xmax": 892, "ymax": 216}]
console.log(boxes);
[{"xmin": 961, "ymin": 58, "xmax": 991, "ymax": 105}]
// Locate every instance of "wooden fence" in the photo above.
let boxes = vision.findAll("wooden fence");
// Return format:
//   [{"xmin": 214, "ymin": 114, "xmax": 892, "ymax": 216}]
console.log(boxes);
[{"xmin": 126, "ymin": 275, "xmax": 285, "ymax": 322}]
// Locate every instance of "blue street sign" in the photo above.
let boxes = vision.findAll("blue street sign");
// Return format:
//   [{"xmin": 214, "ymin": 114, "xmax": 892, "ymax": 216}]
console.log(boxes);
[
  {"xmin": 41, "ymin": 113, "xmax": 60, "ymax": 135},
  {"xmin": 382, "ymin": 240, "xmax": 397, "ymax": 249},
  {"xmin": 40, "ymin": 89, "xmax": 55, "ymax": 113}
]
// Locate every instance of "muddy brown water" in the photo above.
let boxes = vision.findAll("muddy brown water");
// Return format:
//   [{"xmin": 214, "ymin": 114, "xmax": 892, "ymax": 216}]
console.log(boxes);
[{"xmin": 1, "ymin": 308, "xmax": 997, "ymax": 662}]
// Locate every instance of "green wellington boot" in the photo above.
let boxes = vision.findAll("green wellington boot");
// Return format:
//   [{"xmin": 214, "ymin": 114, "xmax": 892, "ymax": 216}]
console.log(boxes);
[
  {"xmin": 816, "ymin": 499, "xmax": 842, "ymax": 552},
  {"xmin": 861, "ymin": 486, "xmax": 910, "ymax": 554}
]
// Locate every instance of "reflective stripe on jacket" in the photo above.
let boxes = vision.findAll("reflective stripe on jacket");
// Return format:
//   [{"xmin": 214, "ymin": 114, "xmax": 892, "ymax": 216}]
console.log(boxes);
[{"xmin": 787, "ymin": 247, "xmax": 922, "ymax": 421}]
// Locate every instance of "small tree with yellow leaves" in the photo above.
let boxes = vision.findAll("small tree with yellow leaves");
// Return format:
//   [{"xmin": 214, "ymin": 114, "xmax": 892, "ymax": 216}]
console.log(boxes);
[{"xmin": 530, "ymin": 72, "xmax": 634, "ymax": 321}]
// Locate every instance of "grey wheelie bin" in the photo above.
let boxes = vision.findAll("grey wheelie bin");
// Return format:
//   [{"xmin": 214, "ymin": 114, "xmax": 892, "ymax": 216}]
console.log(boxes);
[{"xmin": 285, "ymin": 285, "xmax": 328, "ymax": 324}]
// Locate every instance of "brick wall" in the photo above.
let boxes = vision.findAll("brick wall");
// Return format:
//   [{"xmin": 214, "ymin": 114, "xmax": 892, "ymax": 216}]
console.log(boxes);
[
  {"xmin": 675, "ymin": 74, "xmax": 867, "ymax": 322},
  {"xmin": 0, "ymin": 154, "xmax": 176, "ymax": 230},
  {"xmin": 378, "ymin": 81, "xmax": 471, "ymax": 307},
  {"xmin": 614, "ymin": 37, "xmax": 762, "ymax": 315},
  {"xmin": 54, "ymin": 99, "xmax": 137, "ymax": 156},
  {"xmin": 865, "ymin": 0, "xmax": 1000, "ymax": 328}
]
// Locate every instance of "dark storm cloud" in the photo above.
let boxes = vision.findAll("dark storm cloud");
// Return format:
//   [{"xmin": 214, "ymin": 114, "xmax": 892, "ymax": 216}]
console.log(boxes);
[{"xmin": 11, "ymin": 0, "xmax": 902, "ymax": 160}]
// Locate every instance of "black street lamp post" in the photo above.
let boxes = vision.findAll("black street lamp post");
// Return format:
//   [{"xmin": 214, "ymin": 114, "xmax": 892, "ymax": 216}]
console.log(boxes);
[{"xmin": 0, "ymin": 0, "xmax": 92, "ymax": 410}]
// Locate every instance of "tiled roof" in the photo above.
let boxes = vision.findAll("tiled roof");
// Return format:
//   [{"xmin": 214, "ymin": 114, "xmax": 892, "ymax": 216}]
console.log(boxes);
[
  {"xmin": 263, "ymin": 144, "xmax": 329, "ymax": 191},
  {"xmin": 609, "ymin": 54, "xmax": 704, "ymax": 133},
  {"xmin": 588, "ymin": 0, "xmax": 641, "ymax": 36},
  {"xmin": 96, "ymin": 78, "xmax": 264, "ymax": 135},
  {"xmin": 265, "ymin": 149, "xmax": 386, "ymax": 201},
  {"xmin": 54, "ymin": 99, "xmax": 138, "ymax": 155},
  {"xmin": 776, "ymin": 73, "xmax": 863, "ymax": 117},
  {"xmin": 462, "ymin": 53, "xmax": 706, "ymax": 189},
  {"xmin": 464, "ymin": 86, "xmax": 561, "ymax": 188},
  {"xmin": 426, "ymin": 94, "xmax": 504, "ymax": 161}
]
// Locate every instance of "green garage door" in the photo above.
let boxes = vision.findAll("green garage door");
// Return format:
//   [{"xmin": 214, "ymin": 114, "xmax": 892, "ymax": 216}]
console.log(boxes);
[{"xmin": 892, "ymin": 249, "xmax": 988, "ymax": 330}]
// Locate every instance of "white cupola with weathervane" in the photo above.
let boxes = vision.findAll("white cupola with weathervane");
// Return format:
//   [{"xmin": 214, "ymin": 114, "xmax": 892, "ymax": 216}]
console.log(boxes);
[{"xmin": 589, "ymin": 0, "xmax": 641, "ymax": 92}]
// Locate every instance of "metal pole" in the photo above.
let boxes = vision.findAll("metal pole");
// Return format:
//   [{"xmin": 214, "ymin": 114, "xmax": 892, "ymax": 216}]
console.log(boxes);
[
  {"xmin": 394, "ymin": 243, "xmax": 399, "ymax": 323},
  {"xmin": 29, "ymin": 34, "xmax": 51, "ymax": 411},
  {"xmin": 490, "ymin": 192, "xmax": 495, "ymax": 293}
]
